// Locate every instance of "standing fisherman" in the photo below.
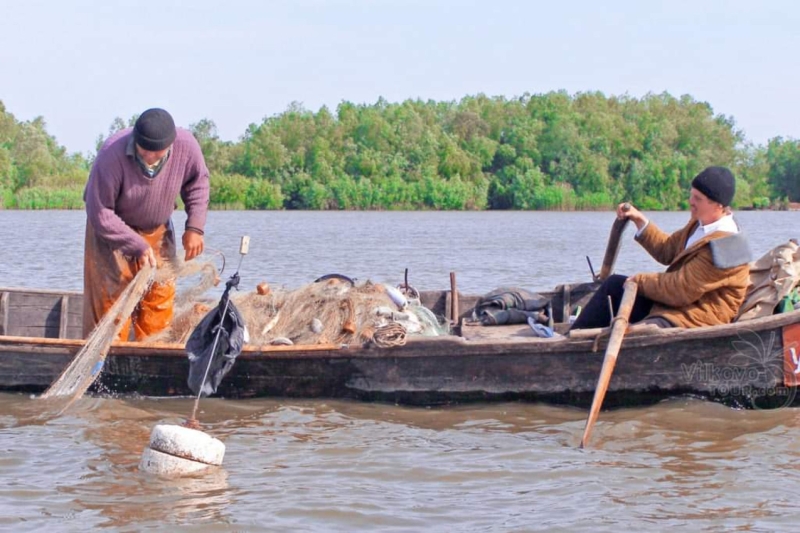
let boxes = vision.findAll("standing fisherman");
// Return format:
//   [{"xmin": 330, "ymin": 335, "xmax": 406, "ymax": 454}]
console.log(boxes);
[{"xmin": 83, "ymin": 108, "xmax": 210, "ymax": 340}]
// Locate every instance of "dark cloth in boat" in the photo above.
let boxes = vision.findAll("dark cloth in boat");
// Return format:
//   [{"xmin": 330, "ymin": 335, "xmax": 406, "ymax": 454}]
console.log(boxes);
[
  {"xmin": 474, "ymin": 288, "xmax": 550, "ymax": 326},
  {"xmin": 186, "ymin": 291, "xmax": 247, "ymax": 396}
]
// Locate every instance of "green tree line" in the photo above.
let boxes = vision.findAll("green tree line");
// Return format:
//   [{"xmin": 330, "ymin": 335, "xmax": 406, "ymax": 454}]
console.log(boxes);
[{"xmin": 1, "ymin": 93, "xmax": 798, "ymax": 210}]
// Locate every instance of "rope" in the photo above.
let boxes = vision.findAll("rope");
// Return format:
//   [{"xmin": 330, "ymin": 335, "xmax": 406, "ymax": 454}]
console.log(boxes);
[
  {"xmin": 372, "ymin": 323, "xmax": 407, "ymax": 348},
  {"xmin": 591, "ymin": 328, "xmax": 609, "ymax": 353},
  {"xmin": 610, "ymin": 315, "xmax": 630, "ymax": 328},
  {"xmin": 591, "ymin": 316, "xmax": 630, "ymax": 352}
]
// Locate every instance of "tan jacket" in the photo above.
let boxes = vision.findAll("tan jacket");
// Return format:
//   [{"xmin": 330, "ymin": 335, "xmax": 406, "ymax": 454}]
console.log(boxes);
[{"xmin": 632, "ymin": 219, "xmax": 750, "ymax": 328}]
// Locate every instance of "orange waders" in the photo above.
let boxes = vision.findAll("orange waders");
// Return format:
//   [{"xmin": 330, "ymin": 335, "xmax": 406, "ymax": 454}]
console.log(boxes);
[{"xmin": 82, "ymin": 221, "xmax": 177, "ymax": 341}]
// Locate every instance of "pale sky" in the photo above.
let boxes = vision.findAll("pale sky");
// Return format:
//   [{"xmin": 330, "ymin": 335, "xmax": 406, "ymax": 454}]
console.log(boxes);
[{"xmin": 1, "ymin": 0, "xmax": 797, "ymax": 156}]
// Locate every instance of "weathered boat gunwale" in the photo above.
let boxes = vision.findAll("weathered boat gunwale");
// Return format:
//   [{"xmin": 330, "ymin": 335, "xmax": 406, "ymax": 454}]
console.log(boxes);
[
  {"xmin": 2, "ymin": 306, "xmax": 795, "ymax": 358},
  {"xmin": 0, "ymin": 287, "xmax": 83, "ymax": 297}
]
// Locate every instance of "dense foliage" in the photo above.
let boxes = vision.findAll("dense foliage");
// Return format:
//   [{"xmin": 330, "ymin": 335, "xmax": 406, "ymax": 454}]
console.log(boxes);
[
  {"xmin": 0, "ymin": 102, "xmax": 88, "ymax": 208},
  {"xmin": 1, "ymin": 93, "xmax": 798, "ymax": 210}
]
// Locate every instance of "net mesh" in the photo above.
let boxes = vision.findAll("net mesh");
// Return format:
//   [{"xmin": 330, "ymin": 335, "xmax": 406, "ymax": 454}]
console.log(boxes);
[
  {"xmin": 40, "ymin": 264, "xmax": 155, "ymax": 403},
  {"xmin": 147, "ymin": 264, "xmax": 449, "ymax": 347},
  {"xmin": 41, "ymin": 254, "xmax": 449, "ymax": 409}
]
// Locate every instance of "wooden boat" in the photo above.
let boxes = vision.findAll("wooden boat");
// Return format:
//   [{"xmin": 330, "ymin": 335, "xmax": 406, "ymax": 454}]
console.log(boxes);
[{"xmin": 2, "ymin": 283, "xmax": 799, "ymax": 408}]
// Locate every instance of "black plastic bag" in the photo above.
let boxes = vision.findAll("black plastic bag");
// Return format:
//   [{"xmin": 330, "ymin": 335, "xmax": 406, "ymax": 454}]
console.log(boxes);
[{"xmin": 185, "ymin": 275, "xmax": 247, "ymax": 396}]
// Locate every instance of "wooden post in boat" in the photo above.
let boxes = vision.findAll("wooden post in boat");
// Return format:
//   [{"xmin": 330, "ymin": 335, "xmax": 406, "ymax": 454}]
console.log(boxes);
[
  {"xmin": 0, "ymin": 291, "xmax": 8, "ymax": 336},
  {"xmin": 580, "ymin": 279, "xmax": 638, "ymax": 448},
  {"xmin": 450, "ymin": 272, "xmax": 459, "ymax": 324},
  {"xmin": 58, "ymin": 295, "xmax": 70, "ymax": 339}
]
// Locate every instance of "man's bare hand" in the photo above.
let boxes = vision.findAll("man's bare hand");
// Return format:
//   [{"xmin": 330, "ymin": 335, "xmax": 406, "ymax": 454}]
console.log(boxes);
[
  {"xmin": 136, "ymin": 247, "xmax": 157, "ymax": 270},
  {"xmin": 616, "ymin": 202, "xmax": 648, "ymax": 230},
  {"xmin": 183, "ymin": 231, "xmax": 204, "ymax": 261}
]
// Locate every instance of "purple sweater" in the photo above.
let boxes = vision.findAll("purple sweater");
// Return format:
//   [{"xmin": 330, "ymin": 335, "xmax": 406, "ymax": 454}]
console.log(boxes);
[{"xmin": 84, "ymin": 128, "xmax": 210, "ymax": 256}]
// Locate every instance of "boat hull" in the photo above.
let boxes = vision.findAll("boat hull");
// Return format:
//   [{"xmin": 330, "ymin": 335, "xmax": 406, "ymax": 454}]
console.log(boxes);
[{"xmin": 1, "ymin": 286, "xmax": 798, "ymax": 407}]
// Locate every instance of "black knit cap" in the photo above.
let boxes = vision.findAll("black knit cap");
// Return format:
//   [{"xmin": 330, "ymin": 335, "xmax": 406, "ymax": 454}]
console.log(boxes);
[
  {"xmin": 134, "ymin": 108, "xmax": 176, "ymax": 151},
  {"xmin": 691, "ymin": 166, "xmax": 736, "ymax": 207}
]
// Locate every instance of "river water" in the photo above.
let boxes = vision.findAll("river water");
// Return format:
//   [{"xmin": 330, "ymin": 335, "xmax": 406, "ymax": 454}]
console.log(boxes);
[{"xmin": 2, "ymin": 209, "xmax": 800, "ymax": 532}]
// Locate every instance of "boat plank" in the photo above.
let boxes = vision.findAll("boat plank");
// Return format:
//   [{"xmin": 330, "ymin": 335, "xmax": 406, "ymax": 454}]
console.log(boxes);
[
  {"xmin": 0, "ymin": 348, "xmax": 78, "ymax": 387},
  {"xmin": 3, "ymin": 292, "xmax": 63, "ymax": 338},
  {"xmin": 0, "ymin": 291, "xmax": 8, "ymax": 336},
  {"xmin": 461, "ymin": 323, "xmax": 539, "ymax": 341}
]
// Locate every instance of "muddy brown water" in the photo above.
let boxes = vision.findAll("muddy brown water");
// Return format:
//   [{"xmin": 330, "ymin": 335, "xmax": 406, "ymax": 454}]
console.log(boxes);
[{"xmin": 2, "ymin": 209, "xmax": 800, "ymax": 531}]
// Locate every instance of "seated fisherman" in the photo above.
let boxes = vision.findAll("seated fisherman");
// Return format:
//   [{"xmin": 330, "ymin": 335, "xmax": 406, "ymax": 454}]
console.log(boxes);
[{"xmin": 570, "ymin": 166, "xmax": 751, "ymax": 331}]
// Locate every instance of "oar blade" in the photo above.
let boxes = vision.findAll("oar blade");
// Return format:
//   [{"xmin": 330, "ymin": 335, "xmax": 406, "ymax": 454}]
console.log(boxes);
[{"xmin": 579, "ymin": 279, "xmax": 638, "ymax": 448}]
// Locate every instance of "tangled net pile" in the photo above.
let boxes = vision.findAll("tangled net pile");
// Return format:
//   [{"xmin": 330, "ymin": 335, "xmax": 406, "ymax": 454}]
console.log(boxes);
[{"xmin": 146, "ymin": 259, "xmax": 448, "ymax": 347}]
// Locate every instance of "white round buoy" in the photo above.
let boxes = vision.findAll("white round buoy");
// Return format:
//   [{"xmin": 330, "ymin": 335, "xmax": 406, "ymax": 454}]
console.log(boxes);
[
  {"xmin": 139, "ymin": 447, "xmax": 214, "ymax": 476},
  {"xmin": 139, "ymin": 424, "xmax": 226, "ymax": 476},
  {"xmin": 149, "ymin": 424, "xmax": 226, "ymax": 465}
]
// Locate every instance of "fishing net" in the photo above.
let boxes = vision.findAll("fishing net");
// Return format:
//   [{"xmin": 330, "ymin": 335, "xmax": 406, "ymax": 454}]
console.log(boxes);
[
  {"xmin": 40, "ymin": 264, "xmax": 156, "ymax": 402},
  {"xmin": 147, "ymin": 269, "xmax": 450, "ymax": 347},
  {"xmin": 40, "ymin": 251, "xmax": 448, "ymax": 412},
  {"xmin": 145, "ymin": 257, "xmax": 221, "ymax": 344},
  {"xmin": 41, "ymin": 256, "xmax": 217, "ymax": 406}
]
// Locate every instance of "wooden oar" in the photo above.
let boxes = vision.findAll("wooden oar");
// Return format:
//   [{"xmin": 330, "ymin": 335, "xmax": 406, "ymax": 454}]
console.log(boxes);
[
  {"xmin": 580, "ymin": 279, "xmax": 638, "ymax": 448},
  {"xmin": 596, "ymin": 203, "xmax": 631, "ymax": 282}
]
